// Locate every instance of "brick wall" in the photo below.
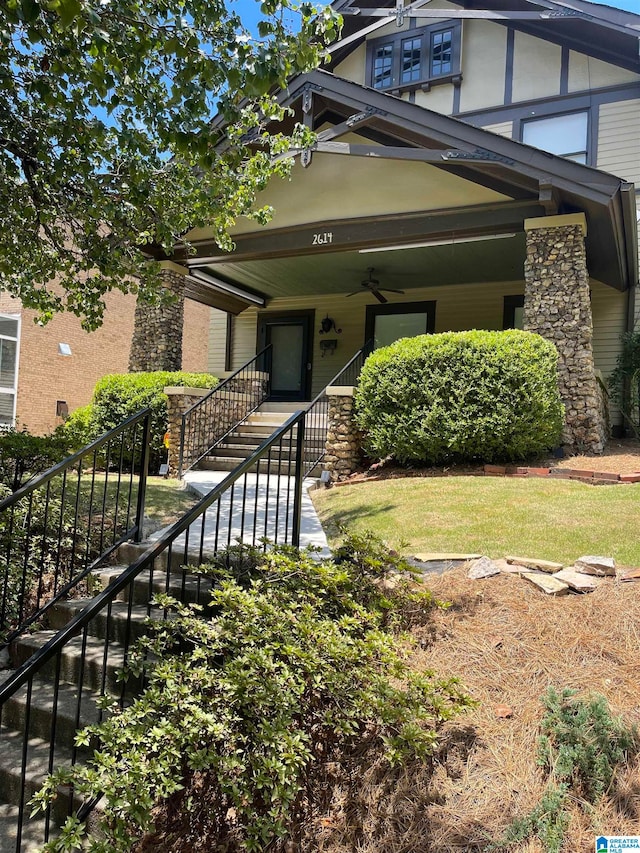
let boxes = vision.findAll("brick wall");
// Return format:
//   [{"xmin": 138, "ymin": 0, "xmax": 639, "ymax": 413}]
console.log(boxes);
[
  {"xmin": 0, "ymin": 290, "xmax": 211, "ymax": 435},
  {"xmin": 182, "ymin": 299, "xmax": 212, "ymax": 374}
]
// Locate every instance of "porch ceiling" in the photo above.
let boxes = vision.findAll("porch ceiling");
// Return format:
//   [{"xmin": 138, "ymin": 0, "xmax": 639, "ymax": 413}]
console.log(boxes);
[{"xmin": 197, "ymin": 233, "xmax": 527, "ymax": 301}]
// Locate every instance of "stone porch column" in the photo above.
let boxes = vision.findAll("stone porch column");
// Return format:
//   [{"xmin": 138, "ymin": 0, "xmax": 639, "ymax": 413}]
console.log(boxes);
[
  {"xmin": 129, "ymin": 261, "xmax": 186, "ymax": 372},
  {"xmin": 323, "ymin": 386, "xmax": 362, "ymax": 482},
  {"xmin": 523, "ymin": 213, "xmax": 607, "ymax": 454}
]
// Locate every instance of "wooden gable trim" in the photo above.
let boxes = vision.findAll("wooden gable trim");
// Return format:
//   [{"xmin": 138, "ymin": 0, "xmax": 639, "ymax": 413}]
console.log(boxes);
[
  {"xmin": 281, "ymin": 71, "xmax": 626, "ymax": 206},
  {"xmin": 326, "ymin": 0, "xmax": 640, "ymax": 76}
]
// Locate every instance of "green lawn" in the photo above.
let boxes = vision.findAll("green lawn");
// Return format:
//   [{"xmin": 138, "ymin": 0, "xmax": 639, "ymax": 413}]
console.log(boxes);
[
  {"xmin": 312, "ymin": 476, "xmax": 640, "ymax": 567},
  {"xmin": 75, "ymin": 474, "xmax": 198, "ymax": 528}
]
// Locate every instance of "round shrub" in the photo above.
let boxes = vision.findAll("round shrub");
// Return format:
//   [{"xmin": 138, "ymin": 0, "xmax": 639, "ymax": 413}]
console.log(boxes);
[
  {"xmin": 355, "ymin": 330, "xmax": 564, "ymax": 465},
  {"xmin": 63, "ymin": 371, "xmax": 217, "ymax": 472},
  {"xmin": 62, "ymin": 403, "xmax": 96, "ymax": 452}
]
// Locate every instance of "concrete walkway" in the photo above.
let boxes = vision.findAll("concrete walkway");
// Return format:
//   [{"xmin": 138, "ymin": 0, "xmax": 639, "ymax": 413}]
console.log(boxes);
[{"xmin": 149, "ymin": 470, "xmax": 330, "ymax": 557}]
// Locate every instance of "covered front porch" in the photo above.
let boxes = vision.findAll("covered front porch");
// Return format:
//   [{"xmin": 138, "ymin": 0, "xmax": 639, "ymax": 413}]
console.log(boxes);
[{"xmin": 146, "ymin": 70, "xmax": 637, "ymax": 455}]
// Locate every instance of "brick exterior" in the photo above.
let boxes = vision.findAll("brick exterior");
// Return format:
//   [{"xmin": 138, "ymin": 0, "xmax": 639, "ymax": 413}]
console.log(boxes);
[{"xmin": 0, "ymin": 286, "xmax": 211, "ymax": 436}]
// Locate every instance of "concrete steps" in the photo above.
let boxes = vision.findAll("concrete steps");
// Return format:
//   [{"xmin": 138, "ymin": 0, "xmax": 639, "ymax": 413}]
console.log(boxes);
[
  {"xmin": 0, "ymin": 552, "xmax": 204, "ymax": 852},
  {"xmin": 201, "ymin": 402, "xmax": 326, "ymax": 476}
]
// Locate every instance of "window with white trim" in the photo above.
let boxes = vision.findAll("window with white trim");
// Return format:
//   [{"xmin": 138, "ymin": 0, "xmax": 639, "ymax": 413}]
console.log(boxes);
[
  {"xmin": 368, "ymin": 21, "xmax": 461, "ymax": 93},
  {"xmin": 521, "ymin": 111, "xmax": 589, "ymax": 164},
  {"xmin": 0, "ymin": 314, "xmax": 19, "ymax": 427}
]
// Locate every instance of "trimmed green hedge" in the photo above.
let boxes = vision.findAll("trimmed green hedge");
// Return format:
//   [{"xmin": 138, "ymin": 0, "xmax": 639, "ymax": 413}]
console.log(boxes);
[
  {"xmin": 64, "ymin": 371, "xmax": 217, "ymax": 470},
  {"xmin": 355, "ymin": 330, "xmax": 564, "ymax": 465}
]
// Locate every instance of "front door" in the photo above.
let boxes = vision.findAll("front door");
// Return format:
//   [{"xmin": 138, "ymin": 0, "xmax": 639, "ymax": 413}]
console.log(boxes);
[{"xmin": 258, "ymin": 312, "xmax": 314, "ymax": 401}]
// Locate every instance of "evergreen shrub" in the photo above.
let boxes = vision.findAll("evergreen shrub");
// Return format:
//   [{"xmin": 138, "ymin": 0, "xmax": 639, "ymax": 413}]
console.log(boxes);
[
  {"xmin": 0, "ymin": 428, "xmax": 69, "ymax": 491},
  {"xmin": 36, "ymin": 534, "xmax": 474, "ymax": 852},
  {"xmin": 355, "ymin": 330, "xmax": 564, "ymax": 464},
  {"xmin": 63, "ymin": 371, "xmax": 217, "ymax": 470}
]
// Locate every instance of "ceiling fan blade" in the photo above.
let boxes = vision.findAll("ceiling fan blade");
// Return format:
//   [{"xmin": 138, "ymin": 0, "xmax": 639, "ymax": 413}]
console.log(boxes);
[
  {"xmin": 346, "ymin": 290, "xmax": 361, "ymax": 297},
  {"xmin": 373, "ymin": 290, "xmax": 388, "ymax": 304},
  {"xmin": 380, "ymin": 288, "xmax": 405, "ymax": 295}
]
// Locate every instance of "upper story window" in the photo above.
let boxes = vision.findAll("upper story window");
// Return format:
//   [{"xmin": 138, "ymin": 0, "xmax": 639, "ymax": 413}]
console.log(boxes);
[
  {"xmin": 0, "ymin": 314, "xmax": 19, "ymax": 428},
  {"xmin": 369, "ymin": 21, "xmax": 461, "ymax": 93},
  {"xmin": 521, "ymin": 111, "xmax": 589, "ymax": 164}
]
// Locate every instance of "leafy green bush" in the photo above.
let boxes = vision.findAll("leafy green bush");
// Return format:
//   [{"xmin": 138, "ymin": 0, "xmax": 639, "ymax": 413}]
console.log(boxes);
[
  {"xmin": 61, "ymin": 404, "xmax": 95, "ymax": 452},
  {"xmin": 0, "ymin": 428, "xmax": 69, "ymax": 491},
  {"xmin": 63, "ymin": 371, "xmax": 217, "ymax": 470},
  {"xmin": 36, "ymin": 535, "xmax": 474, "ymax": 852},
  {"xmin": 0, "ymin": 482, "xmax": 77, "ymax": 639},
  {"xmin": 355, "ymin": 330, "xmax": 564, "ymax": 464},
  {"xmin": 608, "ymin": 330, "xmax": 640, "ymax": 438},
  {"xmin": 495, "ymin": 686, "xmax": 637, "ymax": 852}
]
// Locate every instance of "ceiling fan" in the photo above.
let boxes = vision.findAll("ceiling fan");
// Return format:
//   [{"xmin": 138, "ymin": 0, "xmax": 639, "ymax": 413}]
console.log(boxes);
[{"xmin": 346, "ymin": 268, "xmax": 405, "ymax": 304}]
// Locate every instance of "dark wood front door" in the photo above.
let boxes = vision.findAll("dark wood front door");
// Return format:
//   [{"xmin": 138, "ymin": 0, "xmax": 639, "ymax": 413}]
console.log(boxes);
[{"xmin": 258, "ymin": 311, "xmax": 314, "ymax": 401}]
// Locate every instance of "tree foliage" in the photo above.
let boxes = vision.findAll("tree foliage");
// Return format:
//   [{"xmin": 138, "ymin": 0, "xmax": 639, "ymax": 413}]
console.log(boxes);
[{"xmin": 0, "ymin": 0, "xmax": 340, "ymax": 328}]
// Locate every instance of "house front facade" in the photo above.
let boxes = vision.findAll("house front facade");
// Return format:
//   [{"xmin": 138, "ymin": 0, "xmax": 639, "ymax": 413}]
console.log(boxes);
[{"xmin": 163, "ymin": 0, "xmax": 639, "ymax": 454}]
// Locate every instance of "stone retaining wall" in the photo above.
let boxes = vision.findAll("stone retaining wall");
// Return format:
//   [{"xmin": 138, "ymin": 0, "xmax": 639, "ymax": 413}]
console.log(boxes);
[
  {"xmin": 129, "ymin": 266, "xmax": 185, "ymax": 372},
  {"xmin": 323, "ymin": 386, "xmax": 362, "ymax": 482},
  {"xmin": 523, "ymin": 214, "xmax": 607, "ymax": 454}
]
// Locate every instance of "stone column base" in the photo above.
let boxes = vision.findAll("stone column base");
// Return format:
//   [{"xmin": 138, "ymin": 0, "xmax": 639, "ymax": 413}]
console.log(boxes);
[{"xmin": 323, "ymin": 386, "xmax": 363, "ymax": 482}]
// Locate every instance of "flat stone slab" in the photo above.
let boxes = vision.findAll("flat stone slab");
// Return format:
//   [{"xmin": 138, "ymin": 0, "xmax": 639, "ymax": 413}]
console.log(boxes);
[
  {"xmin": 413, "ymin": 553, "xmax": 482, "ymax": 562},
  {"xmin": 620, "ymin": 567, "xmax": 640, "ymax": 582},
  {"xmin": 521, "ymin": 571, "xmax": 570, "ymax": 595},
  {"xmin": 506, "ymin": 555, "xmax": 564, "ymax": 573},
  {"xmin": 553, "ymin": 568, "xmax": 601, "ymax": 592},
  {"xmin": 574, "ymin": 555, "xmax": 616, "ymax": 576},
  {"xmin": 496, "ymin": 559, "xmax": 523, "ymax": 574},
  {"xmin": 468, "ymin": 556, "xmax": 501, "ymax": 579},
  {"xmin": 407, "ymin": 556, "xmax": 470, "ymax": 575}
]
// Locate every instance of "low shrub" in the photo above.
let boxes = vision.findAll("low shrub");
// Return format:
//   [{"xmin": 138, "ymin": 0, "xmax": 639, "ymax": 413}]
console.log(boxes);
[
  {"xmin": 355, "ymin": 330, "xmax": 564, "ymax": 465},
  {"xmin": 63, "ymin": 371, "xmax": 217, "ymax": 471},
  {"xmin": 0, "ymin": 428, "xmax": 69, "ymax": 491},
  {"xmin": 494, "ymin": 686, "xmax": 638, "ymax": 852},
  {"xmin": 61, "ymin": 404, "xmax": 95, "ymax": 452},
  {"xmin": 35, "ymin": 534, "xmax": 474, "ymax": 852},
  {"xmin": 608, "ymin": 330, "xmax": 640, "ymax": 438}
]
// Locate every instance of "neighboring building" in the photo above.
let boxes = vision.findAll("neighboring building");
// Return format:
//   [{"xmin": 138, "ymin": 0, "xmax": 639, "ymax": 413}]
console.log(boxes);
[
  {"xmin": 159, "ymin": 0, "xmax": 639, "ymax": 453},
  {"xmin": 0, "ymin": 287, "xmax": 211, "ymax": 435}
]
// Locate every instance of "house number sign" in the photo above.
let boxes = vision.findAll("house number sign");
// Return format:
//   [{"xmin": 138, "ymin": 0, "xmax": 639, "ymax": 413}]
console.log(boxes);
[{"xmin": 312, "ymin": 232, "xmax": 333, "ymax": 246}]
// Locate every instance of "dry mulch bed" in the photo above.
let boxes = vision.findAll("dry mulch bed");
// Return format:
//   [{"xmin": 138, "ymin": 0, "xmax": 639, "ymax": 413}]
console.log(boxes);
[{"xmin": 303, "ymin": 569, "xmax": 640, "ymax": 852}]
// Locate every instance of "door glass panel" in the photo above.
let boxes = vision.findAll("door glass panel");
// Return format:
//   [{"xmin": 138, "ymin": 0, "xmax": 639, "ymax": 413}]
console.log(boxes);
[
  {"xmin": 270, "ymin": 324, "xmax": 303, "ymax": 392},
  {"xmin": 374, "ymin": 312, "xmax": 428, "ymax": 349}
]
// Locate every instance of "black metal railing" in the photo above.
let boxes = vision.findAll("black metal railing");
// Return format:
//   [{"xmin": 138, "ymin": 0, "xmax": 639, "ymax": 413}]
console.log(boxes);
[
  {"xmin": 0, "ymin": 410, "xmax": 307, "ymax": 853},
  {"xmin": 178, "ymin": 346, "xmax": 273, "ymax": 478},
  {"xmin": 0, "ymin": 409, "xmax": 151, "ymax": 651},
  {"xmin": 301, "ymin": 341, "xmax": 372, "ymax": 477}
]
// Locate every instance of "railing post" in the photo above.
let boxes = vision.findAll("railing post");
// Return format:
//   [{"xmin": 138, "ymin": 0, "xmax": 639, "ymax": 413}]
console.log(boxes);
[
  {"xmin": 178, "ymin": 412, "xmax": 187, "ymax": 479},
  {"xmin": 134, "ymin": 412, "xmax": 151, "ymax": 543},
  {"xmin": 291, "ymin": 416, "xmax": 306, "ymax": 548},
  {"xmin": 266, "ymin": 344, "xmax": 272, "ymax": 399}
]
